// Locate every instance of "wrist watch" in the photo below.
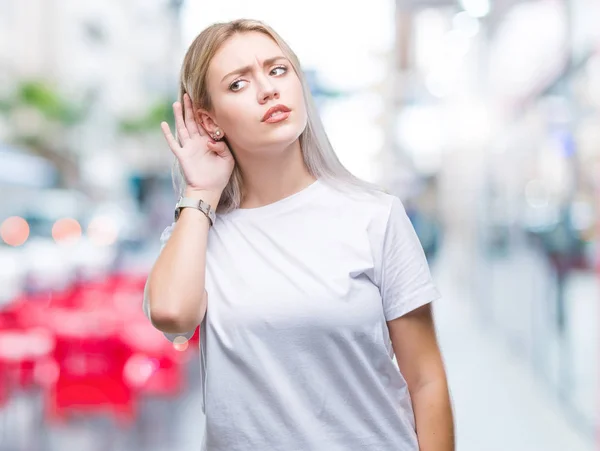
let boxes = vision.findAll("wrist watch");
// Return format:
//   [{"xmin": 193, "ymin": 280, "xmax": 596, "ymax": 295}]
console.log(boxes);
[{"xmin": 174, "ymin": 197, "xmax": 217, "ymax": 226}]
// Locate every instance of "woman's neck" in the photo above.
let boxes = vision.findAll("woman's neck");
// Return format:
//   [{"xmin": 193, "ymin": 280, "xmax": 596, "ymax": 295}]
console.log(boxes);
[{"xmin": 236, "ymin": 141, "xmax": 316, "ymax": 209}]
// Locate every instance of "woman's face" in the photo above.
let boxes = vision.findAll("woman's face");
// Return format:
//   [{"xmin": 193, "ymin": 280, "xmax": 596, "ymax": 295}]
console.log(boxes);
[{"xmin": 201, "ymin": 32, "xmax": 307, "ymax": 156}]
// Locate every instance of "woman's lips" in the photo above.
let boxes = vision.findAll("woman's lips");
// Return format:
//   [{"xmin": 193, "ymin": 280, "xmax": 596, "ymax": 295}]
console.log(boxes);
[
  {"xmin": 263, "ymin": 110, "xmax": 291, "ymax": 123},
  {"xmin": 261, "ymin": 104, "xmax": 291, "ymax": 122}
]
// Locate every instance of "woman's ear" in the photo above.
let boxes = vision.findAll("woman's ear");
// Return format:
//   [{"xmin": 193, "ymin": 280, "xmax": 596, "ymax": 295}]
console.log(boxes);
[{"xmin": 195, "ymin": 109, "xmax": 221, "ymax": 138}]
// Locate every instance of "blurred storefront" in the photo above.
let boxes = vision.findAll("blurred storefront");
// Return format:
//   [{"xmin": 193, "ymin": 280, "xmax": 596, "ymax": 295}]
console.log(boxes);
[
  {"xmin": 480, "ymin": 0, "xmax": 599, "ymax": 434},
  {"xmin": 391, "ymin": 0, "xmax": 599, "ymax": 439}
]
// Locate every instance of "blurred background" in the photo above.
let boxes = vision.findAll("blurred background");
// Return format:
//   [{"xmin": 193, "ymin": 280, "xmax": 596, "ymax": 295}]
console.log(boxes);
[{"xmin": 0, "ymin": 0, "xmax": 598, "ymax": 449}]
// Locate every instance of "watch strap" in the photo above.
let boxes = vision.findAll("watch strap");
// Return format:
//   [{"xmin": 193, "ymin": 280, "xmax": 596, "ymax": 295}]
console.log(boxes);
[{"xmin": 174, "ymin": 197, "xmax": 216, "ymax": 226}]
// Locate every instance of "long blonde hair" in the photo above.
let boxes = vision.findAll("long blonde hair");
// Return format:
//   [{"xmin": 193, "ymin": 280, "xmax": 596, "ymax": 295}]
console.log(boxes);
[{"xmin": 174, "ymin": 18, "xmax": 381, "ymax": 213}]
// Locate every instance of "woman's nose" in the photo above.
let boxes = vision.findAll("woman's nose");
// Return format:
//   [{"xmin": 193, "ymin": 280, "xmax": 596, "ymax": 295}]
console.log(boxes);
[{"xmin": 258, "ymin": 80, "xmax": 279, "ymax": 103}]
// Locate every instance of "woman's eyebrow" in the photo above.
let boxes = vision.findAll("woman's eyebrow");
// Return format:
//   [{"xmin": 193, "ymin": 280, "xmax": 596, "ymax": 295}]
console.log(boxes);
[{"xmin": 221, "ymin": 56, "xmax": 288, "ymax": 83}]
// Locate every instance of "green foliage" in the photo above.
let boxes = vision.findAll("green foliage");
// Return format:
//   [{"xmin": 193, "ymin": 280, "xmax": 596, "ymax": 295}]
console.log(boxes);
[
  {"xmin": 1, "ymin": 80, "xmax": 86, "ymax": 125},
  {"xmin": 0, "ymin": 98, "xmax": 10, "ymax": 113},
  {"xmin": 119, "ymin": 99, "xmax": 174, "ymax": 135}
]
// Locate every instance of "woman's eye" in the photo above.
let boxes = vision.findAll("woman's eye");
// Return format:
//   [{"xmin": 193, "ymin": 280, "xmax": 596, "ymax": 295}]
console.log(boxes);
[
  {"xmin": 271, "ymin": 66, "xmax": 287, "ymax": 76},
  {"xmin": 229, "ymin": 80, "xmax": 247, "ymax": 92}
]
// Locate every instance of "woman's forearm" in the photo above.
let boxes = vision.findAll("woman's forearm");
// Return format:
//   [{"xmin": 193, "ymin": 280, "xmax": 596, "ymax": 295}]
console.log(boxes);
[
  {"xmin": 145, "ymin": 189, "xmax": 219, "ymax": 333},
  {"xmin": 411, "ymin": 378, "xmax": 455, "ymax": 451}
]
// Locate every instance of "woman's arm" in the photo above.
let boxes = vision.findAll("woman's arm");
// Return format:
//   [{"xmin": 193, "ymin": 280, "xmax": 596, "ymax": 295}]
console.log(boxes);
[
  {"xmin": 388, "ymin": 303, "xmax": 455, "ymax": 451},
  {"xmin": 144, "ymin": 189, "xmax": 219, "ymax": 334}
]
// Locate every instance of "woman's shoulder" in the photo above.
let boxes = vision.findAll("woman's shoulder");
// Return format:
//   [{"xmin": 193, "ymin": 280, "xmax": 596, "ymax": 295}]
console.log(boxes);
[{"xmin": 320, "ymin": 179, "xmax": 399, "ymax": 218}]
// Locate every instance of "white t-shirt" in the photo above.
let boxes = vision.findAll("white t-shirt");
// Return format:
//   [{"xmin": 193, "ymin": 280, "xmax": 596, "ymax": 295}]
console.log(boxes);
[{"xmin": 150, "ymin": 179, "xmax": 441, "ymax": 451}]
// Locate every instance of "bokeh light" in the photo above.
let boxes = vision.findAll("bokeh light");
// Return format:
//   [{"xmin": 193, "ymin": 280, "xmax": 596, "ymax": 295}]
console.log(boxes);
[
  {"xmin": 173, "ymin": 336, "xmax": 190, "ymax": 352},
  {"xmin": 0, "ymin": 216, "xmax": 30, "ymax": 246},
  {"xmin": 52, "ymin": 218, "xmax": 82, "ymax": 243},
  {"xmin": 87, "ymin": 215, "xmax": 119, "ymax": 246}
]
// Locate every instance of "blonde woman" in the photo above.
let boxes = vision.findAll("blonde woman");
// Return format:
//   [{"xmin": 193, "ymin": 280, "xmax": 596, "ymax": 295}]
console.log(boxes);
[{"xmin": 144, "ymin": 19, "xmax": 454, "ymax": 451}]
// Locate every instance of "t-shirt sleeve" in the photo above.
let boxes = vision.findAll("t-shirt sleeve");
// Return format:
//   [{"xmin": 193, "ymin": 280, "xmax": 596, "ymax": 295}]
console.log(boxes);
[
  {"xmin": 143, "ymin": 222, "xmax": 196, "ymax": 342},
  {"xmin": 376, "ymin": 196, "xmax": 442, "ymax": 321},
  {"xmin": 159, "ymin": 222, "xmax": 176, "ymax": 251}
]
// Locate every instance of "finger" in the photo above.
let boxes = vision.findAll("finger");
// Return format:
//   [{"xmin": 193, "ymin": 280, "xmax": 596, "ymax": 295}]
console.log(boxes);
[
  {"xmin": 173, "ymin": 102, "xmax": 190, "ymax": 142},
  {"xmin": 207, "ymin": 141, "xmax": 231, "ymax": 159},
  {"xmin": 161, "ymin": 122, "xmax": 181, "ymax": 155},
  {"xmin": 183, "ymin": 94, "xmax": 201, "ymax": 136}
]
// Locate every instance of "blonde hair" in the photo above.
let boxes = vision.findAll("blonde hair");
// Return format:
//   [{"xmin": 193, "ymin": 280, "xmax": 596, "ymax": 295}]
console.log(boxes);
[{"xmin": 174, "ymin": 18, "xmax": 381, "ymax": 213}]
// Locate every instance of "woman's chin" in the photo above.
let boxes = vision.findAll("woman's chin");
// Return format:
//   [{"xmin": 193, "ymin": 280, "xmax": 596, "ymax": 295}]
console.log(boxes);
[
  {"xmin": 249, "ymin": 138, "xmax": 300, "ymax": 156},
  {"xmin": 262, "ymin": 126, "xmax": 303, "ymax": 147}
]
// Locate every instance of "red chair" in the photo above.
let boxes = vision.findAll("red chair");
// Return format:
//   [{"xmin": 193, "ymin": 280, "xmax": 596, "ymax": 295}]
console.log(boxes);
[
  {"xmin": 105, "ymin": 272, "xmax": 147, "ymax": 292},
  {"xmin": 0, "ymin": 361, "xmax": 9, "ymax": 407},
  {"xmin": 2, "ymin": 269, "xmax": 194, "ymax": 428},
  {"xmin": 0, "ymin": 327, "xmax": 56, "ymax": 390},
  {"xmin": 43, "ymin": 310, "xmax": 136, "ymax": 427}
]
